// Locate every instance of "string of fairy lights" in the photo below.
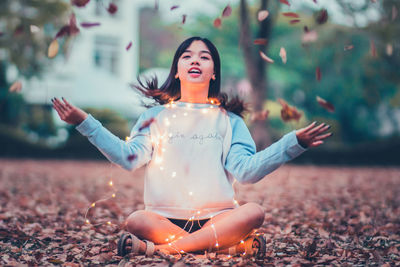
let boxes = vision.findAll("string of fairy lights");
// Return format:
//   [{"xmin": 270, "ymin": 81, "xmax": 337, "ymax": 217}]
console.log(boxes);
[{"xmin": 84, "ymin": 99, "xmax": 251, "ymax": 256}]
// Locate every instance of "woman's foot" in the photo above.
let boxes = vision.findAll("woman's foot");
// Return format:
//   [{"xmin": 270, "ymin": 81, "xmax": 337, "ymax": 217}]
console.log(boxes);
[{"xmin": 117, "ymin": 233, "xmax": 150, "ymax": 256}]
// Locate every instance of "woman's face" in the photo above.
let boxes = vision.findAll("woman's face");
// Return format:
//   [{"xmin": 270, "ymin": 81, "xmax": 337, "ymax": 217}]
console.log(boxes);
[{"xmin": 176, "ymin": 40, "xmax": 215, "ymax": 86}]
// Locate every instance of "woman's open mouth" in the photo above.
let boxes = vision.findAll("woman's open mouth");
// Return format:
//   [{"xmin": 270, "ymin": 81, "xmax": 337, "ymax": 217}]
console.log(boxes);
[{"xmin": 188, "ymin": 67, "xmax": 202, "ymax": 78}]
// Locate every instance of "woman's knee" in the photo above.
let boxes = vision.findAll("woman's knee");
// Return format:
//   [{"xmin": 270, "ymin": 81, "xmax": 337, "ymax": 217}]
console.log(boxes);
[
  {"xmin": 125, "ymin": 210, "xmax": 151, "ymax": 235},
  {"xmin": 242, "ymin": 203, "xmax": 265, "ymax": 228}
]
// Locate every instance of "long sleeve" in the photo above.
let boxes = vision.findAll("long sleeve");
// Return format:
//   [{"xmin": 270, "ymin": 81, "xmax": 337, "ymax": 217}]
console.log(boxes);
[
  {"xmin": 224, "ymin": 114, "xmax": 307, "ymax": 184},
  {"xmin": 75, "ymin": 112, "xmax": 153, "ymax": 171}
]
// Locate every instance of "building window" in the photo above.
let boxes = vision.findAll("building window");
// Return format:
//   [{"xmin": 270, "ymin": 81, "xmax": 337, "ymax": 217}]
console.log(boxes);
[{"xmin": 93, "ymin": 36, "xmax": 120, "ymax": 75}]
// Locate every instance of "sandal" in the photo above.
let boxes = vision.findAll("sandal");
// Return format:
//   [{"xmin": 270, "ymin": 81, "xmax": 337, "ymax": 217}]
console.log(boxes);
[
  {"xmin": 228, "ymin": 234, "xmax": 266, "ymax": 259},
  {"xmin": 117, "ymin": 233, "xmax": 155, "ymax": 257}
]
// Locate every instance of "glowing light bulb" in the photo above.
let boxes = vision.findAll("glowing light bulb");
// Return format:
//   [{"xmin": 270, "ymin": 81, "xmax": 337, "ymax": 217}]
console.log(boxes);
[
  {"xmin": 180, "ymin": 250, "xmax": 185, "ymax": 253},
  {"xmin": 91, "ymin": 203, "xmax": 96, "ymax": 207},
  {"xmin": 160, "ymin": 166, "xmax": 164, "ymax": 171},
  {"xmin": 202, "ymin": 109, "xmax": 208, "ymax": 114},
  {"xmin": 125, "ymin": 136, "xmax": 130, "ymax": 141},
  {"xmin": 215, "ymin": 242, "xmax": 219, "ymax": 247},
  {"xmin": 85, "ymin": 219, "xmax": 90, "ymax": 224},
  {"xmin": 172, "ymin": 114, "xmax": 177, "ymax": 118},
  {"xmin": 240, "ymin": 240, "xmax": 244, "ymax": 244},
  {"xmin": 170, "ymin": 235, "xmax": 175, "ymax": 239},
  {"xmin": 233, "ymin": 199, "xmax": 239, "ymax": 205},
  {"xmin": 165, "ymin": 120, "xmax": 170, "ymax": 126},
  {"xmin": 162, "ymin": 148, "xmax": 166, "ymax": 152},
  {"xmin": 171, "ymin": 172, "xmax": 176, "ymax": 177},
  {"xmin": 109, "ymin": 181, "xmax": 113, "ymax": 186},
  {"xmin": 183, "ymin": 112, "xmax": 188, "ymax": 116},
  {"xmin": 112, "ymin": 193, "xmax": 116, "ymax": 198},
  {"xmin": 197, "ymin": 211, "xmax": 201, "ymax": 215},
  {"xmin": 186, "ymin": 103, "xmax": 192, "ymax": 108},
  {"xmin": 107, "ymin": 221, "xmax": 111, "ymax": 225},
  {"xmin": 165, "ymin": 238, "xmax": 169, "ymax": 242},
  {"xmin": 155, "ymin": 156, "xmax": 163, "ymax": 164},
  {"xmin": 188, "ymin": 191, "xmax": 193, "ymax": 196},
  {"xmin": 211, "ymin": 224, "xmax": 215, "ymax": 229},
  {"xmin": 168, "ymin": 243, "xmax": 172, "ymax": 246}
]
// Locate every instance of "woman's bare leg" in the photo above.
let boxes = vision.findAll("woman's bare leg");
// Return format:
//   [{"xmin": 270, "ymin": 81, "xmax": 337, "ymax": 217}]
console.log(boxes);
[{"xmin": 123, "ymin": 203, "xmax": 265, "ymax": 255}]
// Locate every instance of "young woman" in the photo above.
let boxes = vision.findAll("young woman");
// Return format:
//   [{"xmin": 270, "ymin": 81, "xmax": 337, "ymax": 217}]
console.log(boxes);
[{"xmin": 52, "ymin": 36, "xmax": 331, "ymax": 259}]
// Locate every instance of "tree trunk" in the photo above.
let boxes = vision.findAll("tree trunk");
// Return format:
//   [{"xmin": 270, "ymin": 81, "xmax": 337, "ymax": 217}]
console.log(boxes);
[{"xmin": 239, "ymin": 0, "xmax": 274, "ymax": 149}]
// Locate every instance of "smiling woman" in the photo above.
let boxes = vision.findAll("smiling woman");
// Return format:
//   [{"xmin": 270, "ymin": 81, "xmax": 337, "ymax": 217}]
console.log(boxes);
[{"xmin": 51, "ymin": 36, "xmax": 331, "ymax": 259}]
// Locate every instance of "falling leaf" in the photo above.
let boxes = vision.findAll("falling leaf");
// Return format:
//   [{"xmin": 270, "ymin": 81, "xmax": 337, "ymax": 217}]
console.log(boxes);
[
  {"xmin": 318, "ymin": 227, "xmax": 330, "ymax": 238},
  {"xmin": 259, "ymin": 51, "xmax": 274, "ymax": 63},
  {"xmin": 290, "ymin": 19, "xmax": 301, "ymax": 24},
  {"xmin": 316, "ymin": 66, "xmax": 321, "ymax": 81},
  {"xmin": 139, "ymin": 118, "xmax": 156, "ymax": 132},
  {"xmin": 253, "ymin": 38, "xmax": 268, "ymax": 45},
  {"xmin": 316, "ymin": 9, "xmax": 328, "ymax": 24},
  {"xmin": 126, "ymin": 41, "xmax": 132, "ymax": 51},
  {"xmin": 278, "ymin": 98, "xmax": 302, "ymax": 122},
  {"xmin": 71, "ymin": 0, "xmax": 90, "ymax": 7},
  {"xmin": 344, "ymin": 44, "xmax": 354, "ymax": 51},
  {"xmin": 9, "ymin": 81, "xmax": 22, "ymax": 93},
  {"xmin": 30, "ymin": 25, "xmax": 40, "ymax": 33},
  {"xmin": 283, "ymin": 12, "xmax": 299, "ymax": 18},
  {"xmin": 127, "ymin": 154, "xmax": 137, "ymax": 162},
  {"xmin": 48, "ymin": 39, "xmax": 59, "ymax": 58},
  {"xmin": 170, "ymin": 5, "xmax": 179, "ymax": 11},
  {"xmin": 302, "ymin": 30, "xmax": 318, "ymax": 43},
  {"xmin": 107, "ymin": 3, "xmax": 118, "ymax": 14},
  {"xmin": 370, "ymin": 39, "xmax": 377, "ymax": 57},
  {"xmin": 316, "ymin": 96, "xmax": 335, "ymax": 112},
  {"xmin": 280, "ymin": 0, "xmax": 291, "ymax": 6},
  {"xmin": 279, "ymin": 47, "xmax": 287, "ymax": 64},
  {"xmin": 182, "ymin": 14, "xmax": 187, "ymax": 24},
  {"xmin": 213, "ymin": 18, "xmax": 222, "ymax": 28},
  {"xmin": 80, "ymin": 22, "xmax": 101, "ymax": 28},
  {"xmin": 392, "ymin": 6, "xmax": 398, "ymax": 21},
  {"xmin": 258, "ymin": 10, "xmax": 269, "ymax": 21},
  {"xmin": 386, "ymin": 43, "xmax": 393, "ymax": 56},
  {"xmin": 222, "ymin": 5, "xmax": 232, "ymax": 17},
  {"xmin": 250, "ymin": 110, "xmax": 269, "ymax": 122}
]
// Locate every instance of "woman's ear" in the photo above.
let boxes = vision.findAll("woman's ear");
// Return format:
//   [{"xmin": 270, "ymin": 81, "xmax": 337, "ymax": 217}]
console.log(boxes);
[
  {"xmin": 175, "ymin": 74, "xmax": 179, "ymax": 79},
  {"xmin": 211, "ymin": 74, "xmax": 216, "ymax": 80}
]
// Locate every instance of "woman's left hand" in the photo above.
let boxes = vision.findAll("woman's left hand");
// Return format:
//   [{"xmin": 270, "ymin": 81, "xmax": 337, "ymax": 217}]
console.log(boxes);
[{"xmin": 296, "ymin": 122, "xmax": 332, "ymax": 148}]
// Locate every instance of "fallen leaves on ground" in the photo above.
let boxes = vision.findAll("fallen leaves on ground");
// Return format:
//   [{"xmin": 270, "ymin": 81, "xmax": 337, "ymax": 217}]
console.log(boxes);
[{"xmin": 0, "ymin": 160, "xmax": 399, "ymax": 266}]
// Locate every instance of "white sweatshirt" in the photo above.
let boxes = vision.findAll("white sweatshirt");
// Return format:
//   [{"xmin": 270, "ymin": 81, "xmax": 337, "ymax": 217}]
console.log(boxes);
[{"xmin": 76, "ymin": 101, "xmax": 306, "ymax": 219}]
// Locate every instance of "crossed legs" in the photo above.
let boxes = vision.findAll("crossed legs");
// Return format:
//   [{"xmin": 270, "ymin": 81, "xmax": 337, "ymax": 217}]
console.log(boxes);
[{"xmin": 123, "ymin": 203, "xmax": 265, "ymax": 255}]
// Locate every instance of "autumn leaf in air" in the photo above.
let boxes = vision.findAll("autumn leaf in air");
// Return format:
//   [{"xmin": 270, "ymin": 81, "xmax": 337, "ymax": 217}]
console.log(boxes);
[
  {"xmin": 316, "ymin": 66, "xmax": 321, "ymax": 81},
  {"xmin": 107, "ymin": 3, "xmax": 118, "ymax": 14},
  {"xmin": 344, "ymin": 44, "xmax": 354, "ymax": 51},
  {"xmin": 55, "ymin": 13, "xmax": 80, "ymax": 39},
  {"xmin": 316, "ymin": 96, "xmax": 335, "ymax": 113},
  {"xmin": 213, "ymin": 18, "xmax": 222, "ymax": 28},
  {"xmin": 370, "ymin": 39, "xmax": 377, "ymax": 57},
  {"xmin": 259, "ymin": 51, "xmax": 274, "ymax": 63},
  {"xmin": 71, "ymin": 0, "xmax": 90, "ymax": 7},
  {"xmin": 9, "ymin": 81, "xmax": 22, "ymax": 93},
  {"xmin": 254, "ymin": 39, "xmax": 268, "ymax": 45},
  {"xmin": 222, "ymin": 5, "xmax": 232, "ymax": 17},
  {"xmin": 170, "ymin": 5, "xmax": 179, "ymax": 11},
  {"xmin": 182, "ymin": 14, "xmax": 187, "ymax": 24},
  {"xmin": 283, "ymin": 12, "xmax": 299, "ymax": 18},
  {"xmin": 316, "ymin": 9, "xmax": 328, "ymax": 24},
  {"xmin": 80, "ymin": 22, "xmax": 101, "ymax": 28},
  {"xmin": 280, "ymin": 0, "xmax": 291, "ymax": 6},
  {"xmin": 290, "ymin": 19, "xmax": 301, "ymax": 24},
  {"xmin": 278, "ymin": 98, "xmax": 302, "ymax": 122},
  {"xmin": 258, "ymin": 10, "xmax": 269, "ymax": 21},
  {"xmin": 48, "ymin": 39, "xmax": 59, "ymax": 58},
  {"xmin": 279, "ymin": 47, "xmax": 287, "ymax": 64},
  {"xmin": 126, "ymin": 41, "xmax": 132, "ymax": 51}
]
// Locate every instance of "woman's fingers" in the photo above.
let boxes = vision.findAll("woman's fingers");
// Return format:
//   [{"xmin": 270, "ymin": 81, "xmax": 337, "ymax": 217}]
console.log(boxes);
[
  {"xmin": 307, "ymin": 123, "xmax": 326, "ymax": 135},
  {"xmin": 314, "ymin": 132, "xmax": 333, "ymax": 141},
  {"xmin": 52, "ymin": 98, "xmax": 65, "ymax": 115},
  {"xmin": 62, "ymin": 97, "xmax": 74, "ymax": 109},
  {"xmin": 309, "ymin": 140, "xmax": 324, "ymax": 147},
  {"xmin": 53, "ymin": 98, "xmax": 69, "ymax": 113}
]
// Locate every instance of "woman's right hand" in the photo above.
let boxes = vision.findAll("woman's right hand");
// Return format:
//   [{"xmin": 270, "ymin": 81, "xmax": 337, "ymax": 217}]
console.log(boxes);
[{"xmin": 51, "ymin": 97, "xmax": 88, "ymax": 125}]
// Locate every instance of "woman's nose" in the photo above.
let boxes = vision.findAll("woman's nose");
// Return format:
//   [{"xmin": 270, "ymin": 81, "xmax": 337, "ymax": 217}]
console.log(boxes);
[{"xmin": 190, "ymin": 58, "xmax": 200, "ymax": 65}]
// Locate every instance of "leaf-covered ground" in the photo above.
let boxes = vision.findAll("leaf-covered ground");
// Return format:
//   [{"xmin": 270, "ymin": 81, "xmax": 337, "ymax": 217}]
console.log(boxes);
[{"xmin": 0, "ymin": 159, "xmax": 399, "ymax": 266}]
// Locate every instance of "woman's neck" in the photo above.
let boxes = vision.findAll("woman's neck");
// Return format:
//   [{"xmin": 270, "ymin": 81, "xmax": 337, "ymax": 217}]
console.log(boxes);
[{"xmin": 179, "ymin": 82, "xmax": 209, "ymax": 104}]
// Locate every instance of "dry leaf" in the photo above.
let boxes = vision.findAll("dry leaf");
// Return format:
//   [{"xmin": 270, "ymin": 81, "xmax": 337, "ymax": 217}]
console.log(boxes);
[
  {"xmin": 278, "ymin": 98, "xmax": 302, "ymax": 122},
  {"xmin": 222, "ymin": 5, "xmax": 232, "ymax": 17},
  {"xmin": 370, "ymin": 39, "xmax": 377, "ymax": 57},
  {"xmin": 279, "ymin": 47, "xmax": 287, "ymax": 64},
  {"xmin": 80, "ymin": 22, "xmax": 101, "ymax": 28},
  {"xmin": 259, "ymin": 51, "xmax": 274, "ymax": 63},
  {"xmin": 48, "ymin": 39, "xmax": 59, "ymax": 58},
  {"xmin": 258, "ymin": 10, "xmax": 269, "ymax": 21},
  {"xmin": 280, "ymin": 0, "xmax": 291, "ymax": 6},
  {"xmin": 316, "ymin": 66, "xmax": 321, "ymax": 81},
  {"xmin": 213, "ymin": 18, "xmax": 222, "ymax": 28},
  {"xmin": 290, "ymin": 19, "xmax": 301, "ymax": 24},
  {"xmin": 126, "ymin": 41, "xmax": 132, "ymax": 51},
  {"xmin": 71, "ymin": 0, "xmax": 90, "ymax": 7},
  {"xmin": 316, "ymin": 96, "xmax": 335, "ymax": 113},
  {"xmin": 283, "ymin": 12, "xmax": 299, "ymax": 18},
  {"xmin": 107, "ymin": 3, "xmax": 118, "ymax": 14},
  {"xmin": 316, "ymin": 9, "xmax": 328, "ymax": 24},
  {"xmin": 182, "ymin": 14, "xmax": 187, "ymax": 24},
  {"xmin": 170, "ymin": 5, "xmax": 179, "ymax": 11},
  {"xmin": 9, "ymin": 81, "xmax": 22, "ymax": 93},
  {"xmin": 253, "ymin": 38, "xmax": 268, "ymax": 45}
]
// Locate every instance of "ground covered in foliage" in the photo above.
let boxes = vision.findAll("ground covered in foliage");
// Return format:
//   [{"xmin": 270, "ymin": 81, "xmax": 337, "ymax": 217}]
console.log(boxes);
[{"xmin": 0, "ymin": 159, "xmax": 399, "ymax": 266}]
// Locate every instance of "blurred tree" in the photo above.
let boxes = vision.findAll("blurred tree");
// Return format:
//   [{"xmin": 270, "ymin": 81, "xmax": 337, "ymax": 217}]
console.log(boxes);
[{"xmin": 0, "ymin": 0, "xmax": 70, "ymax": 128}]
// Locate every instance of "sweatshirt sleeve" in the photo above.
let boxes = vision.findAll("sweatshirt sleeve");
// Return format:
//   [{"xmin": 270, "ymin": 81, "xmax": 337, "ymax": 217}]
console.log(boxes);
[
  {"xmin": 75, "ymin": 111, "xmax": 154, "ymax": 171},
  {"xmin": 224, "ymin": 114, "xmax": 307, "ymax": 184}
]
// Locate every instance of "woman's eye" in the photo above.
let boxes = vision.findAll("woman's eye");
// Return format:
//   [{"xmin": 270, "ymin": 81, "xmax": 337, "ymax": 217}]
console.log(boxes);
[
  {"xmin": 182, "ymin": 55, "xmax": 190, "ymax": 59},
  {"xmin": 201, "ymin": 57, "xmax": 210, "ymax": 60}
]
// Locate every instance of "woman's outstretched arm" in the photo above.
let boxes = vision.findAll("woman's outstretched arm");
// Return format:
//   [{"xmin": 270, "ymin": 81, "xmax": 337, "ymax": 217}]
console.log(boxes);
[
  {"xmin": 52, "ymin": 97, "xmax": 153, "ymax": 170},
  {"xmin": 224, "ymin": 114, "xmax": 331, "ymax": 184}
]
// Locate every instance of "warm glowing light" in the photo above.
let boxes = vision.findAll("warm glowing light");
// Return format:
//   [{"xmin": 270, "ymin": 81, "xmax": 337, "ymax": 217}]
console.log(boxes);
[
  {"xmin": 180, "ymin": 250, "xmax": 185, "ymax": 253},
  {"xmin": 211, "ymin": 224, "xmax": 215, "ymax": 228},
  {"xmin": 168, "ymin": 243, "xmax": 172, "ymax": 246},
  {"xmin": 160, "ymin": 166, "xmax": 164, "ymax": 171},
  {"xmin": 215, "ymin": 242, "xmax": 219, "ymax": 247},
  {"xmin": 197, "ymin": 211, "xmax": 201, "ymax": 214},
  {"xmin": 165, "ymin": 238, "xmax": 169, "ymax": 242},
  {"xmin": 186, "ymin": 103, "xmax": 192, "ymax": 108},
  {"xmin": 202, "ymin": 109, "xmax": 208, "ymax": 114},
  {"xmin": 171, "ymin": 172, "xmax": 176, "ymax": 177},
  {"xmin": 170, "ymin": 235, "xmax": 175, "ymax": 239},
  {"xmin": 109, "ymin": 181, "xmax": 113, "ymax": 186},
  {"xmin": 243, "ymin": 252, "xmax": 246, "ymax": 256},
  {"xmin": 91, "ymin": 203, "xmax": 96, "ymax": 207},
  {"xmin": 125, "ymin": 136, "xmax": 130, "ymax": 141},
  {"xmin": 107, "ymin": 221, "xmax": 111, "ymax": 225},
  {"xmin": 188, "ymin": 191, "xmax": 193, "ymax": 196},
  {"xmin": 112, "ymin": 193, "xmax": 116, "ymax": 198},
  {"xmin": 233, "ymin": 199, "xmax": 239, "ymax": 205},
  {"xmin": 240, "ymin": 240, "xmax": 244, "ymax": 244},
  {"xmin": 184, "ymin": 112, "xmax": 188, "ymax": 116},
  {"xmin": 85, "ymin": 219, "xmax": 90, "ymax": 224},
  {"xmin": 162, "ymin": 148, "xmax": 166, "ymax": 152},
  {"xmin": 155, "ymin": 156, "xmax": 163, "ymax": 164},
  {"xmin": 172, "ymin": 114, "xmax": 177, "ymax": 118}
]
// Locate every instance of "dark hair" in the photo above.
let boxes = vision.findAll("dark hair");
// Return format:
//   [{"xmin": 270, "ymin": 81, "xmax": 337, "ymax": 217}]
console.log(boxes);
[{"xmin": 131, "ymin": 36, "xmax": 247, "ymax": 117}]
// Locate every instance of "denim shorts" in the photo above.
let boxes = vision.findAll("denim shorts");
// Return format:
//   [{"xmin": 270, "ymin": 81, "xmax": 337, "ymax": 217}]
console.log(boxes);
[{"xmin": 167, "ymin": 218, "xmax": 210, "ymax": 233}]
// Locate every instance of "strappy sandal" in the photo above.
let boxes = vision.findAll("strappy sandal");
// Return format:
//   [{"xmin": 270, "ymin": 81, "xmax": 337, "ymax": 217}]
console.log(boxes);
[
  {"xmin": 117, "ymin": 233, "xmax": 155, "ymax": 257},
  {"xmin": 227, "ymin": 234, "xmax": 266, "ymax": 259}
]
